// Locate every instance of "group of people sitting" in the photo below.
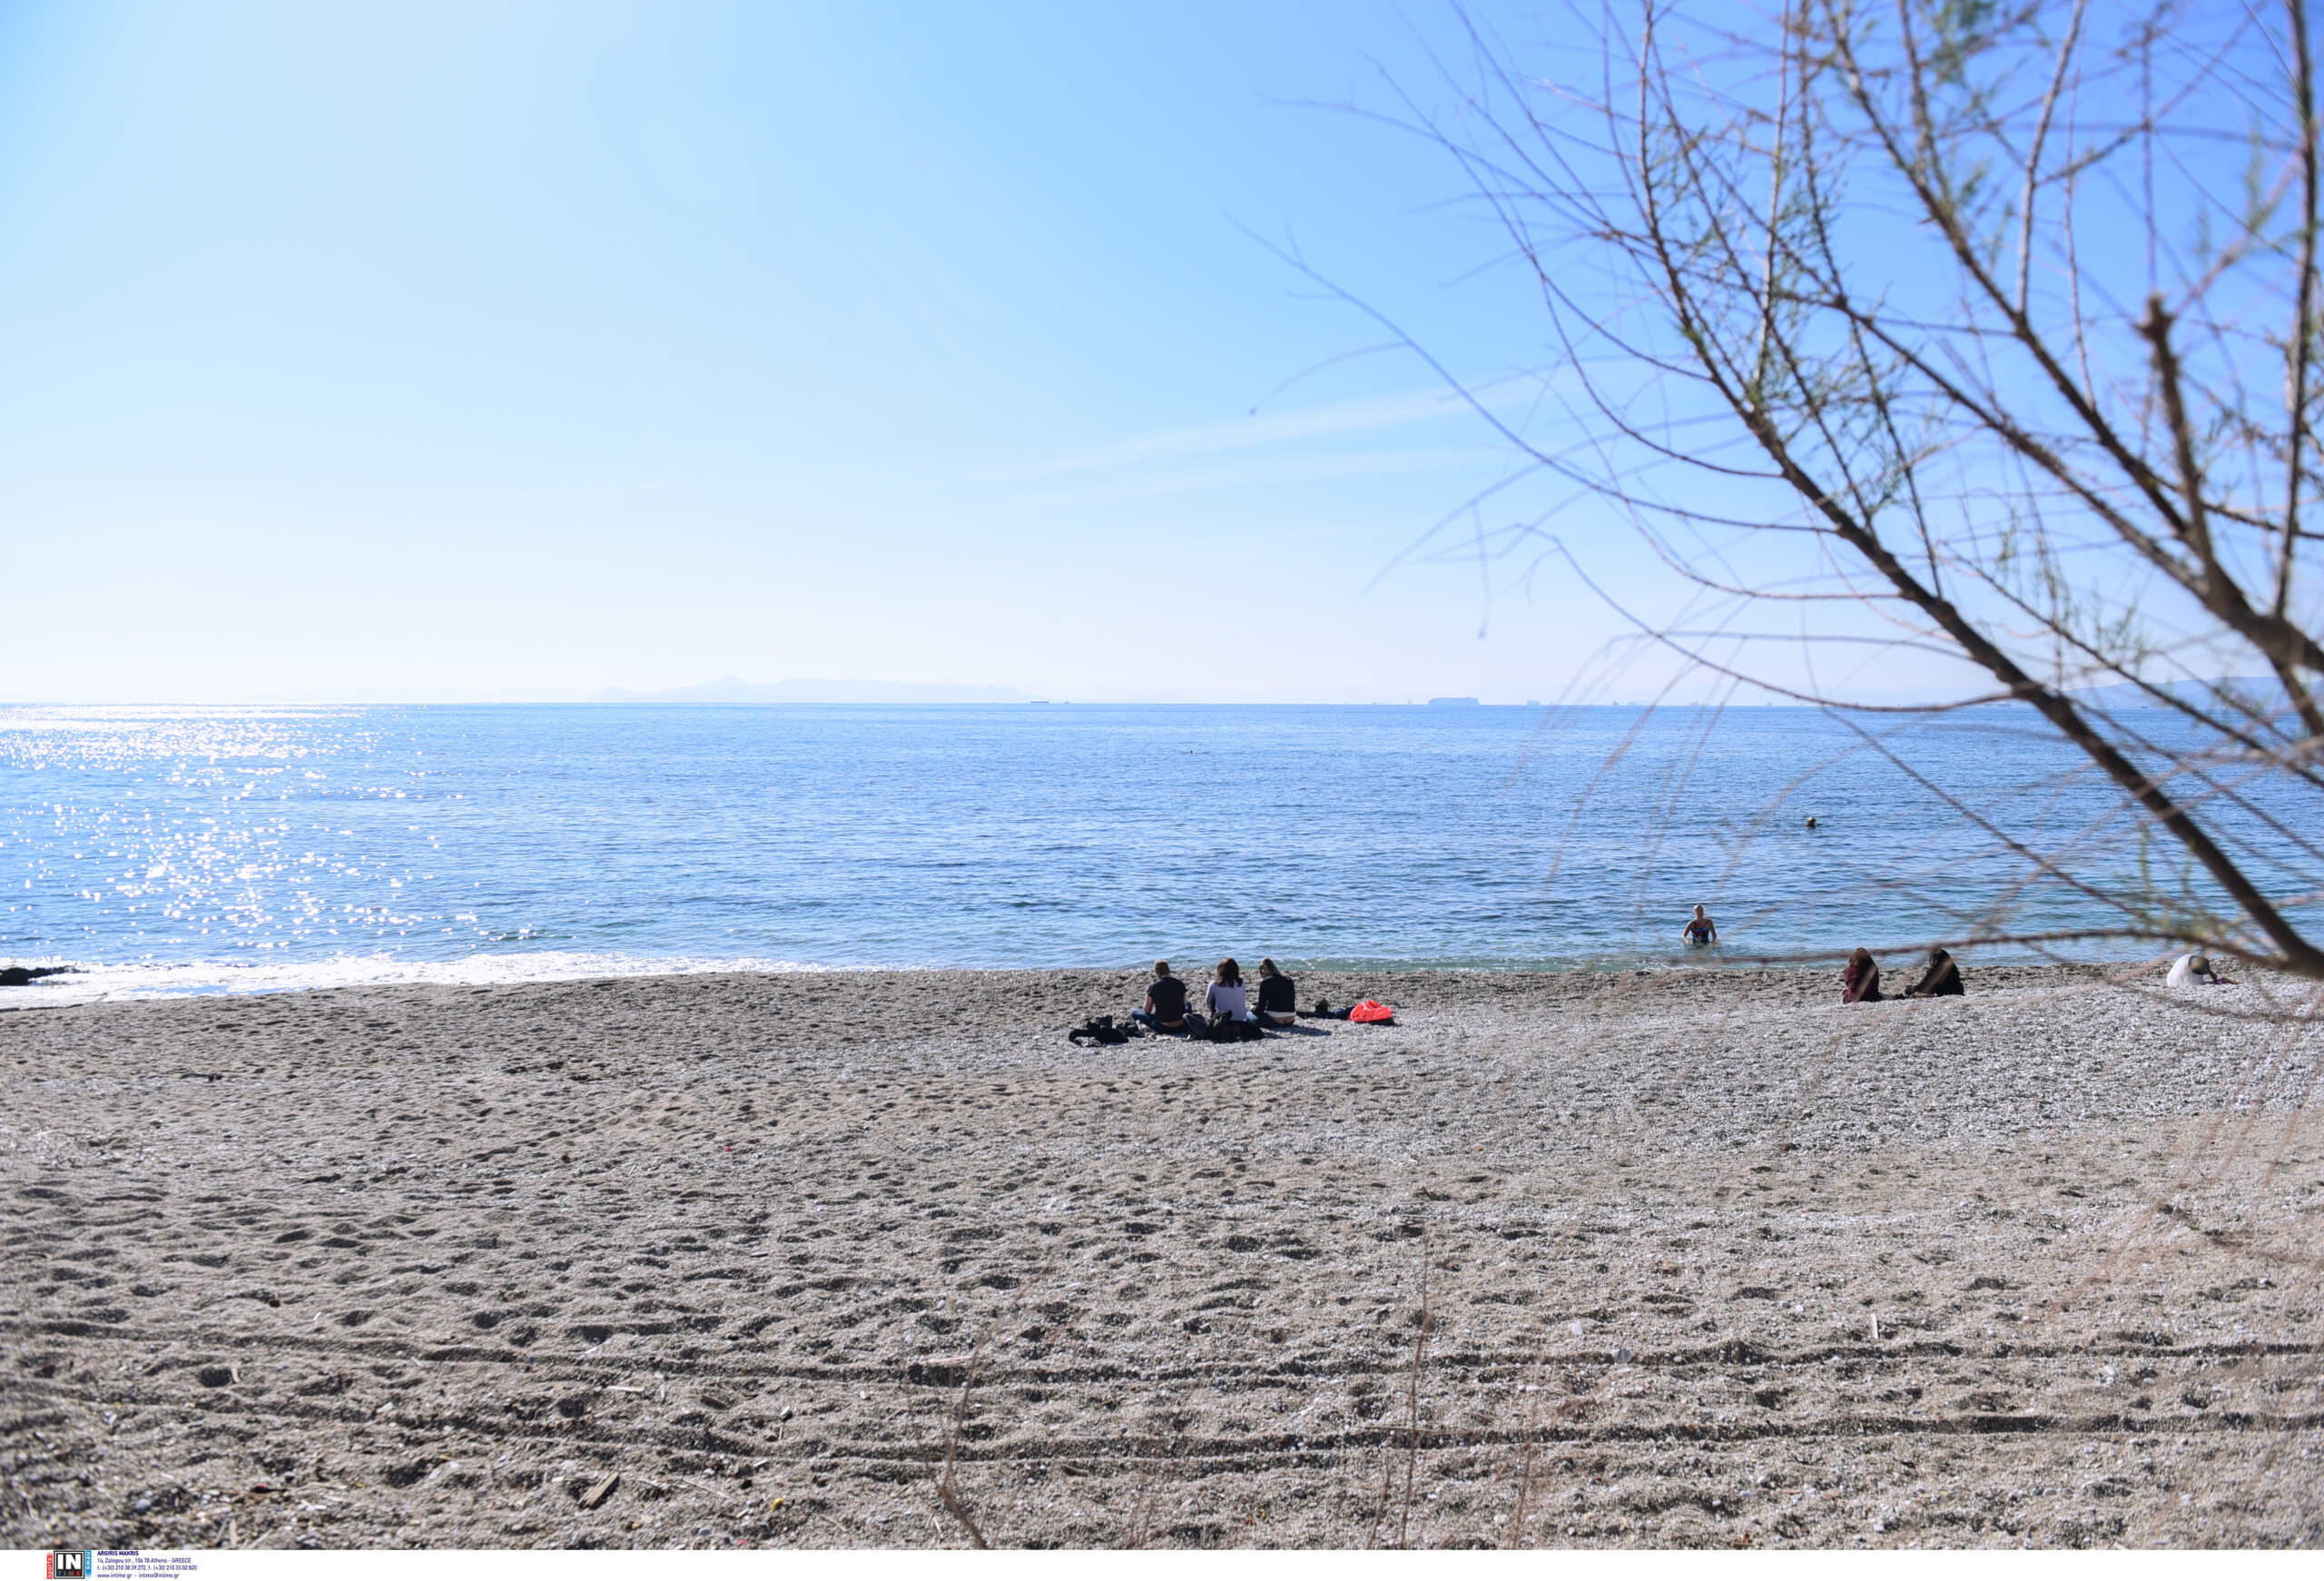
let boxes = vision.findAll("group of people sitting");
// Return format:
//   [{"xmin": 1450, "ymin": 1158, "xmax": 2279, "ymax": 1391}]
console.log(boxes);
[
  {"xmin": 1840, "ymin": 944, "xmax": 2243, "ymax": 1003},
  {"xmin": 1840, "ymin": 945, "xmax": 1964, "ymax": 1003},
  {"xmin": 1130, "ymin": 917, "xmax": 2243, "ymax": 1030},
  {"xmin": 1133, "ymin": 957, "xmax": 1297, "ymax": 1039},
  {"xmin": 1697, "ymin": 897, "xmax": 2253, "ymax": 1004}
]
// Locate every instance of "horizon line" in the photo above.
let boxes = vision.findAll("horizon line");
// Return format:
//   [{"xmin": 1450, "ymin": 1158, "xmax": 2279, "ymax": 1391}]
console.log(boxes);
[{"xmin": 0, "ymin": 696, "xmax": 2019, "ymax": 710}]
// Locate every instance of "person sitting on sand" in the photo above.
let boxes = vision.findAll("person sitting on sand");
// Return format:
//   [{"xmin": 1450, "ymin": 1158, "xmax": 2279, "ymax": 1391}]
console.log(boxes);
[
  {"xmin": 1254, "ymin": 957, "xmax": 1298, "ymax": 1027},
  {"xmin": 1682, "ymin": 905, "xmax": 1717, "ymax": 946},
  {"xmin": 1841, "ymin": 948, "xmax": 1884, "ymax": 1003},
  {"xmin": 1132, "ymin": 960, "xmax": 1190, "ymax": 1033},
  {"xmin": 1206, "ymin": 957, "xmax": 1258, "ymax": 1029},
  {"xmin": 2167, "ymin": 953, "xmax": 2238, "ymax": 987},
  {"xmin": 1902, "ymin": 946, "xmax": 1964, "ymax": 997}
]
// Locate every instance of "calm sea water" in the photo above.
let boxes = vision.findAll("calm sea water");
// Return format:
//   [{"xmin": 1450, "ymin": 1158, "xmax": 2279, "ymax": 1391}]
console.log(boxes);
[{"xmin": 0, "ymin": 703, "xmax": 2294, "ymax": 998}]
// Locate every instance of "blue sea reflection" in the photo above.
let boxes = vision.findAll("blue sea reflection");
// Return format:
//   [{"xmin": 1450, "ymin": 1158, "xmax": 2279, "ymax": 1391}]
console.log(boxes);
[{"xmin": 0, "ymin": 702, "xmax": 2305, "ymax": 995}]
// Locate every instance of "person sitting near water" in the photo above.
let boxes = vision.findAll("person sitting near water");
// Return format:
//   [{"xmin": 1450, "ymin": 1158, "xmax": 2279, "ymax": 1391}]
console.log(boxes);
[
  {"xmin": 1132, "ymin": 960, "xmax": 1190, "ymax": 1033},
  {"xmin": 1253, "ymin": 957, "xmax": 1298, "ymax": 1027},
  {"xmin": 2167, "ymin": 952, "xmax": 2238, "ymax": 987},
  {"xmin": 1682, "ymin": 905, "xmax": 1717, "ymax": 946},
  {"xmin": 1841, "ymin": 948, "xmax": 1884, "ymax": 1003},
  {"xmin": 1902, "ymin": 946, "xmax": 1964, "ymax": 997},
  {"xmin": 1206, "ymin": 957, "xmax": 1260, "ymax": 1033}
]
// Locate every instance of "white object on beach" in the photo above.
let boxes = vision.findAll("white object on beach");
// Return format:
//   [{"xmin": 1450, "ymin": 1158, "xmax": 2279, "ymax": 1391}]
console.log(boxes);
[{"xmin": 2167, "ymin": 954, "xmax": 2218, "ymax": 986}]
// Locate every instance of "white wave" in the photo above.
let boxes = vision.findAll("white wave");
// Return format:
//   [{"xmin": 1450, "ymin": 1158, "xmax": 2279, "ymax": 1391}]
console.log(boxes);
[{"xmin": 0, "ymin": 950, "xmax": 836, "ymax": 1004}]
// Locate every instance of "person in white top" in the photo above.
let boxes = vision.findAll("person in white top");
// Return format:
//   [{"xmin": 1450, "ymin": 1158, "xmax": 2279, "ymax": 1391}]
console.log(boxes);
[
  {"xmin": 2167, "ymin": 953, "xmax": 2237, "ymax": 986},
  {"xmin": 1205, "ymin": 957, "xmax": 1256, "ymax": 1023}
]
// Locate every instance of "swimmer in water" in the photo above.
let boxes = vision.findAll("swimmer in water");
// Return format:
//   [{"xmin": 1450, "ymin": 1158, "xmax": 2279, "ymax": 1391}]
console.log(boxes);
[{"xmin": 1682, "ymin": 905, "xmax": 1717, "ymax": 945}]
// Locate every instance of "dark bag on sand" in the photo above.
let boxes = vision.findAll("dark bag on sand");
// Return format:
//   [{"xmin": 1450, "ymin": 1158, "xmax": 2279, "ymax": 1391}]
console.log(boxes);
[
  {"xmin": 1206, "ymin": 1016, "xmax": 1264, "ymax": 1043},
  {"xmin": 1068, "ymin": 1014, "xmax": 1137, "ymax": 1046}
]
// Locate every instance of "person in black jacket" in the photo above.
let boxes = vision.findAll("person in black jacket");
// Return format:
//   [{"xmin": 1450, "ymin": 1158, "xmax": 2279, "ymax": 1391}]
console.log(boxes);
[
  {"xmin": 1132, "ymin": 960, "xmax": 1191, "ymax": 1033},
  {"xmin": 1903, "ymin": 947, "xmax": 1965, "ymax": 997},
  {"xmin": 1254, "ymin": 957, "xmax": 1298, "ymax": 1027}
]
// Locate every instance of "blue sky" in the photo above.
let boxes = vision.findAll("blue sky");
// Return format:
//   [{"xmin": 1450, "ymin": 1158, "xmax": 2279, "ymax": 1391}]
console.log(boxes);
[{"xmin": 0, "ymin": 0, "xmax": 1775, "ymax": 704}]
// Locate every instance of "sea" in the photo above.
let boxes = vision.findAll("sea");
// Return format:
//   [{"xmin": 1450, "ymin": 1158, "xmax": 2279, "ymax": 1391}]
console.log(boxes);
[{"xmin": 0, "ymin": 701, "xmax": 2301, "ymax": 999}]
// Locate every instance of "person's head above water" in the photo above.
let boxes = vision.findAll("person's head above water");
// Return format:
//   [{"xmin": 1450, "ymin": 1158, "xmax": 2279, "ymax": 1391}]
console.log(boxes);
[
  {"xmin": 1692, "ymin": 904, "xmax": 1708, "ymax": 918},
  {"xmin": 1257, "ymin": 958, "xmax": 1279, "ymax": 978},
  {"xmin": 1216, "ymin": 957, "xmax": 1241, "ymax": 985},
  {"xmin": 1153, "ymin": 960, "xmax": 1172, "ymax": 978}
]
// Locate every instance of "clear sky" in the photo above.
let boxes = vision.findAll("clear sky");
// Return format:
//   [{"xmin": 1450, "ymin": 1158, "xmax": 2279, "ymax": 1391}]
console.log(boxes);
[{"xmin": 0, "ymin": 0, "xmax": 1794, "ymax": 704}]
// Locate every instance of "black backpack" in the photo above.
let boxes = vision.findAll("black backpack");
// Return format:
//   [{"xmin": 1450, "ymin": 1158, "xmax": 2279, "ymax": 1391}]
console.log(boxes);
[{"xmin": 1068, "ymin": 1014, "xmax": 1137, "ymax": 1046}]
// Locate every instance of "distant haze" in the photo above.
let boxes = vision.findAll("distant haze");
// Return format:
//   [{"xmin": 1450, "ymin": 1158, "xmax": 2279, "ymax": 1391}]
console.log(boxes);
[
  {"xmin": 2064, "ymin": 677, "xmax": 2289, "ymax": 712},
  {"xmin": 592, "ymin": 677, "xmax": 1033, "ymax": 706}
]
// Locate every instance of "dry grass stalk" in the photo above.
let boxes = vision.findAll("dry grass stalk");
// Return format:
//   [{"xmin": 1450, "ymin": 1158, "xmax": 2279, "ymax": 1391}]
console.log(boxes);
[
  {"xmin": 1366, "ymin": 1231, "xmax": 1436, "ymax": 1548},
  {"xmin": 1398, "ymin": 1254, "xmax": 1433, "ymax": 1548},
  {"xmin": 1125, "ymin": 1408, "xmax": 1173, "ymax": 1549},
  {"xmin": 1503, "ymin": 1349, "xmax": 1547, "ymax": 1547},
  {"xmin": 932, "ymin": 1346, "xmax": 987, "ymax": 1549}
]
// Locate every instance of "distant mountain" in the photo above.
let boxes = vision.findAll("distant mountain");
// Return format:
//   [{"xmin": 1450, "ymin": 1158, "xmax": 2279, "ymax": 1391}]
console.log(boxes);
[
  {"xmin": 591, "ymin": 676, "xmax": 1033, "ymax": 706},
  {"xmin": 2067, "ymin": 676, "xmax": 2291, "ymax": 711}
]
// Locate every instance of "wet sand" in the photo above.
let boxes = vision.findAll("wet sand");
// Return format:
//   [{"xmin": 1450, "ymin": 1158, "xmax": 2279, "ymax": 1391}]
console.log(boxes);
[{"xmin": 4, "ymin": 964, "xmax": 2320, "ymax": 1548}]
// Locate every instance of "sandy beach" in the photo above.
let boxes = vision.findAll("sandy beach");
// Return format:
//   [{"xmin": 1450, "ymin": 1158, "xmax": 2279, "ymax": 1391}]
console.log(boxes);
[{"xmin": 4, "ymin": 963, "xmax": 2319, "ymax": 1548}]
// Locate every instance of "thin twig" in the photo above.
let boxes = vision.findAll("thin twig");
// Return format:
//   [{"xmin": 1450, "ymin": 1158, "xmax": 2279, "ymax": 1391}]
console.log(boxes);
[
  {"xmin": 933, "ymin": 1349, "xmax": 987, "ymax": 1549},
  {"xmin": 1398, "ymin": 1236, "xmax": 1434, "ymax": 1549}
]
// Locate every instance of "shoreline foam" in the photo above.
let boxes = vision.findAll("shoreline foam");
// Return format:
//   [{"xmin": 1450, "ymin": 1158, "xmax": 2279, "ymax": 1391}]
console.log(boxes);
[{"xmin": 0, "ymin": 945, "xmax": 2182, "ymax": 1006}]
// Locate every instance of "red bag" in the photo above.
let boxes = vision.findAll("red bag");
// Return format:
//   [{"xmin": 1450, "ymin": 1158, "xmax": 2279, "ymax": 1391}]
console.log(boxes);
[{"xmin": 1347, "ymin": 999, "xmax": 1395, "ymax": 1023}]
